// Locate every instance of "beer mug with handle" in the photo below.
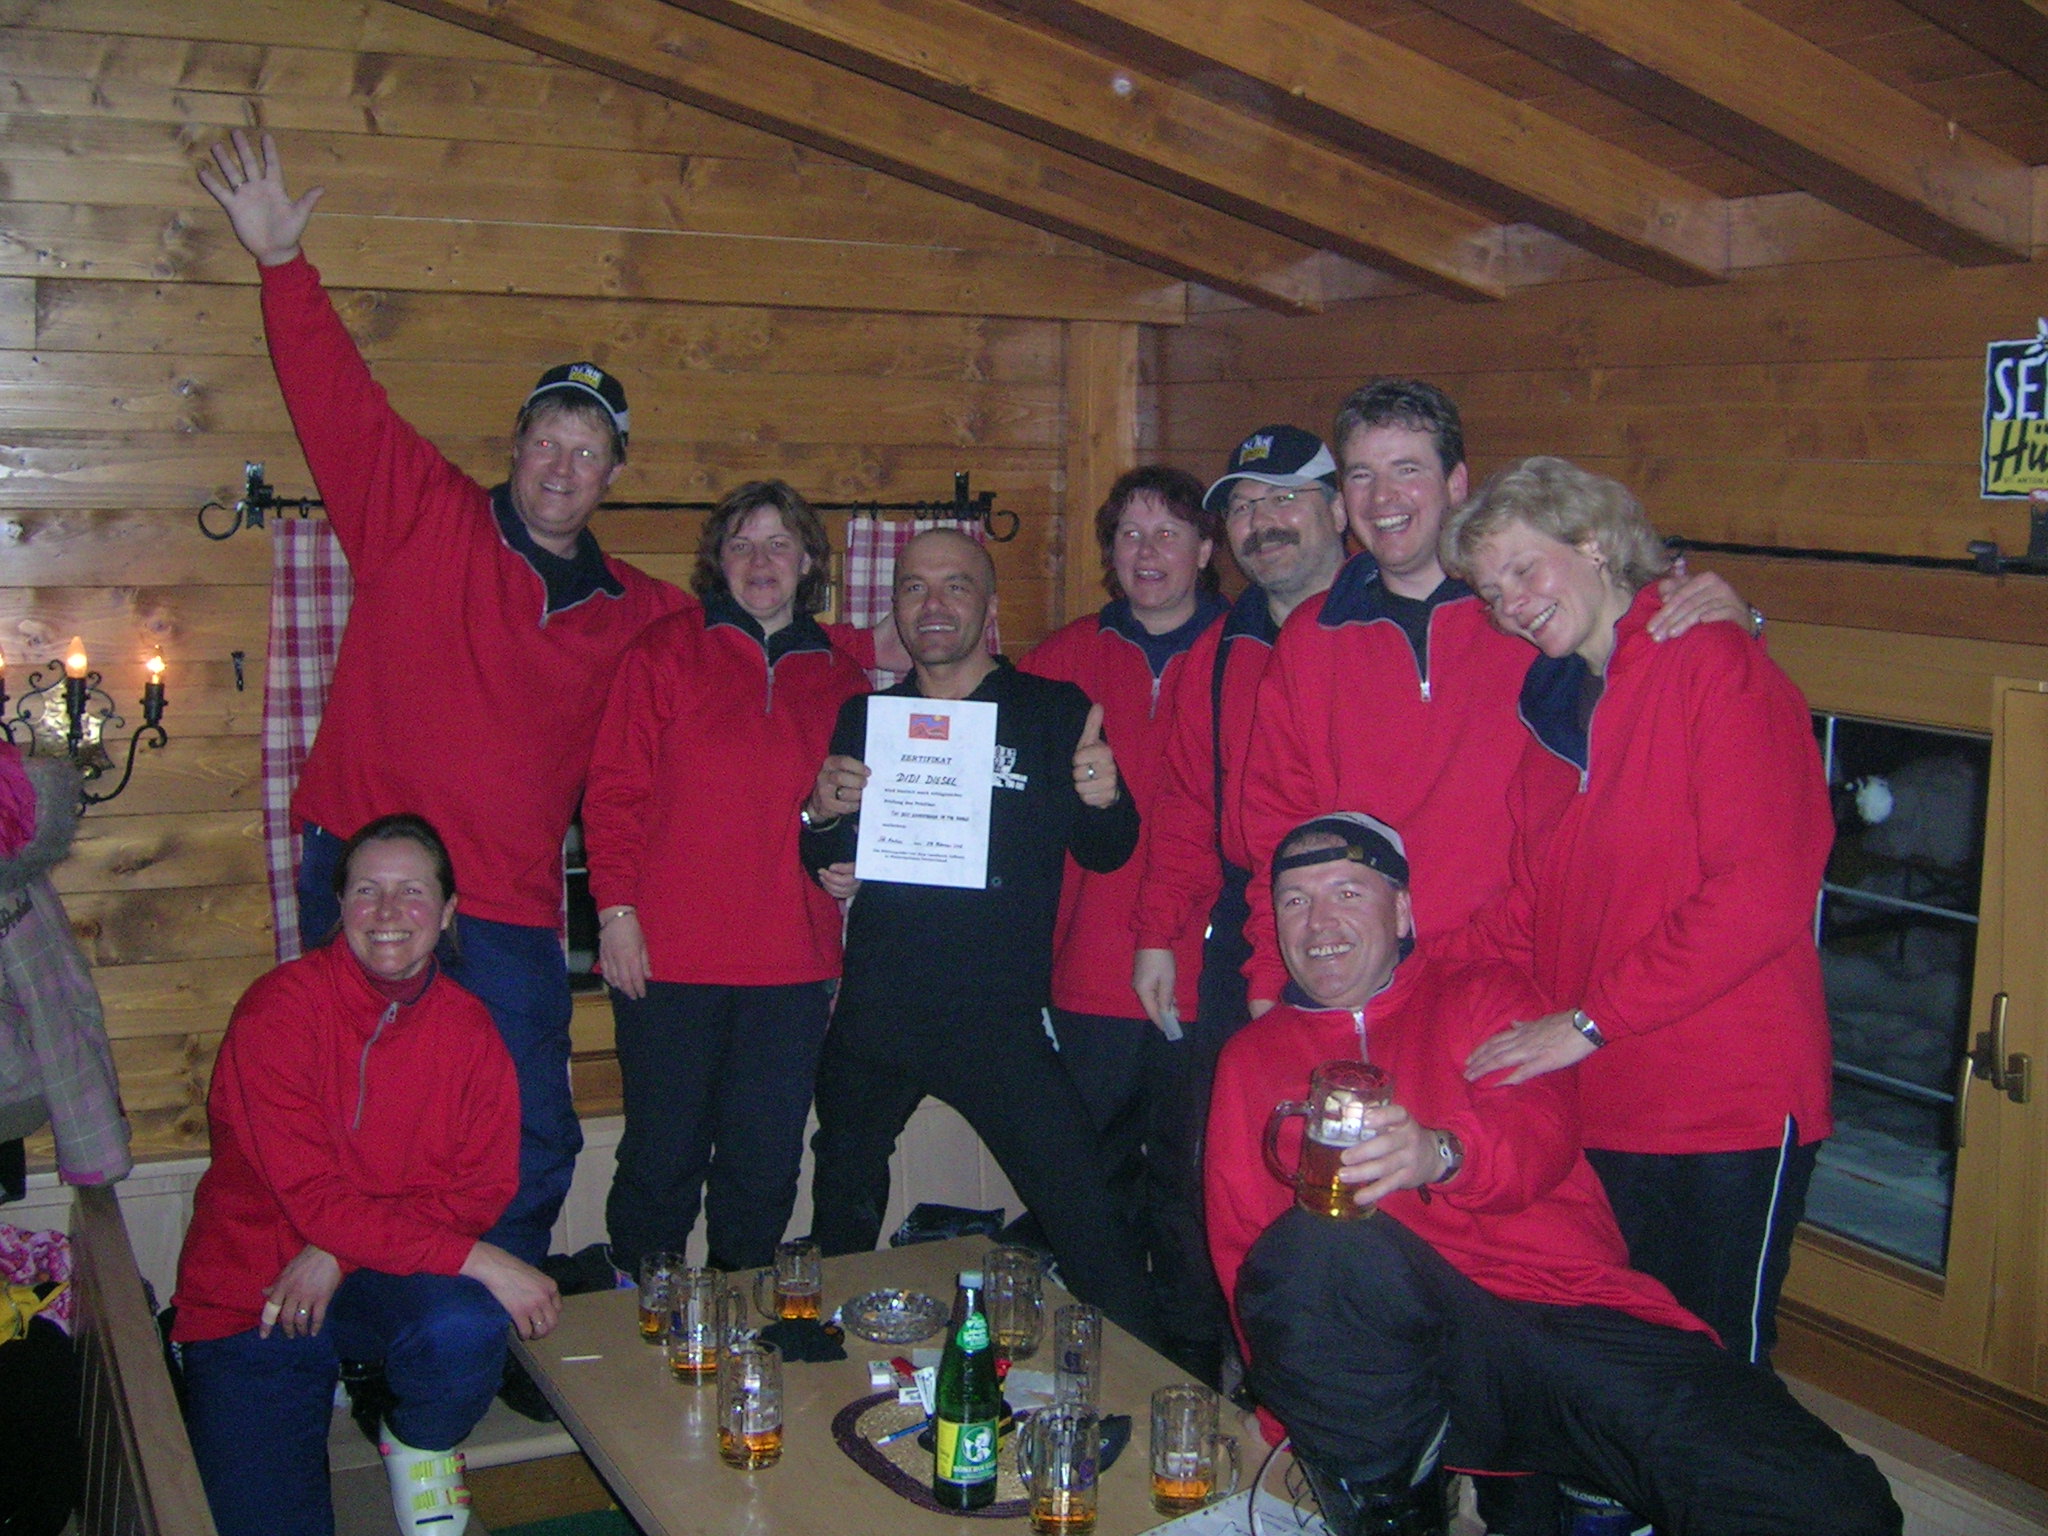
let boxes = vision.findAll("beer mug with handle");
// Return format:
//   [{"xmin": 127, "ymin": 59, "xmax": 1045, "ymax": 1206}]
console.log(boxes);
[
  {"xmin": 1017, "ymin": 1403, "xmax": 1101, "ymax": 1535},
  {"xmin": 1263, "ymin": 1060, "xmax": 1392, "ymax": 1219}
]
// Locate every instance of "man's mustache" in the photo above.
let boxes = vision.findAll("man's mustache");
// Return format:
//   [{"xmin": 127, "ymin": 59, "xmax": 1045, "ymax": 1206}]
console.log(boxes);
[{"xmin": 1240, "ymin": 528, "xmax": 1301, "ymax": 556}]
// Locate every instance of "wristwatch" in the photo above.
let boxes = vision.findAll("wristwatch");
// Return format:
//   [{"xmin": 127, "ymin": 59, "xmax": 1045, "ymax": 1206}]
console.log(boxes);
[
  {"xmin": 1570, "ymin": 1008, "xmax": 1606, "ymax": 1048},
  {"xmin": 1430, "ymin": 1128, "xmax": 1465, "ymax": 1185},
  {"xmin": 799, "ymin": 805, "xmax": 839, "ymax": 832}
]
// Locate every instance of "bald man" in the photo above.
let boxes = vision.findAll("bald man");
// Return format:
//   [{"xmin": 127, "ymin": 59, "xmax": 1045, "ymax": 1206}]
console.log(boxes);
[{"xmin": 799, "ymin": 530, "xmax": 1155, "ymax": 1336}]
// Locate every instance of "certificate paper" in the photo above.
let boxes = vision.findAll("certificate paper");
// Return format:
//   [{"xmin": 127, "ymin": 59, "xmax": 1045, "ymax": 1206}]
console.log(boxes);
[{"xmin": 856, "ymin": 697, "xmax": 998, "ymax": 888}]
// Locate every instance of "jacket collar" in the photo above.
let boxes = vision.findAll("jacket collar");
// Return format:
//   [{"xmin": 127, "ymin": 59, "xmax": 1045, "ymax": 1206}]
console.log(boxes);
[
  {"xmin": 1221, "ymin": 580, "xmax": 1282, "ymax": 647},
  {"xmin": 703, "ymin": 590, "xmax": 834, "ymax": 664},
  {"xmin": 1317, "ymin": 552, "xmax": 1473, "ymax": 629},
  {"xmin": 490, "ymin": 485, "xmax": 626, "ymax": 617},
  {"xmin": 1516, "ymin": 584, "xmax": 1662, "ymax": 771},
  {"xmin": 1278, "ymin": 942, "xmax": 1423, "ymax": 1019},
  {"xmin": 1097, "ymin": 593, "xmax": 1229, "ymax": 676}
]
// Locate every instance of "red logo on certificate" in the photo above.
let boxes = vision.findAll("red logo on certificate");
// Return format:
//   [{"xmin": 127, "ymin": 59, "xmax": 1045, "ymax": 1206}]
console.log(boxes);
[{"xmin": 908, "ymin": 713, "xmax": 951, "ymax": 740}]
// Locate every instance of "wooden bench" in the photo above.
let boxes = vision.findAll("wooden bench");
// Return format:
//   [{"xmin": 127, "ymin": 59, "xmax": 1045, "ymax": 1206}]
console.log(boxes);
[{"xmin": 67, "ymin": 1183, "xmax": 216, "ymax": 1536}]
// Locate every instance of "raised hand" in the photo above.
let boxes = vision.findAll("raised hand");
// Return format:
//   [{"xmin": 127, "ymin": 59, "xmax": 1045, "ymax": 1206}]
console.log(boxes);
[
  {"xmin": 198, "ymin": 129, "xmax": 325, "ymax": 267},
  {"xmin": 1072, "ymin": 702, "xmax": 1120, "ymax": 808}
]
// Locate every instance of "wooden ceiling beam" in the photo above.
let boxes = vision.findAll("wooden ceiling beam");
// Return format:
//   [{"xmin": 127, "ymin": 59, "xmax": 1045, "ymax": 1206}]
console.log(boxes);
[
  {"xmin": 1890, "ymin": 0, "xmax": 2048, "ymax": 96},
  {"xmin": 1419, "ymin": 0, "xmax": 2033, "ymax": 265},
  {"xmin": 381, "ymin": 0, "xmax": 1331, "ymax": 318},
  {"xmin": 989, "ymin": 0, "xmax": 1729, "ymax": 286},
  {"xmin": 661, "ymin": 0, "xmax": 1512, "ymax": 300}
]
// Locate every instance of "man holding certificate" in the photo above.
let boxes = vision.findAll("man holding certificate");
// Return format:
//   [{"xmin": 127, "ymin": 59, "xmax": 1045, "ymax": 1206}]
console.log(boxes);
[{"xmin": 798, "ymin": 529, "xmax": 1156, "ymax": 1338}]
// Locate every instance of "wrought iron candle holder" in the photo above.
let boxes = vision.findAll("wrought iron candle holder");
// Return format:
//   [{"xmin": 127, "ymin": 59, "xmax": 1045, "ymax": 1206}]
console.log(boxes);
[{"xmin": 0, "ymin": 638, "xmax": 169, "ymax": 808}]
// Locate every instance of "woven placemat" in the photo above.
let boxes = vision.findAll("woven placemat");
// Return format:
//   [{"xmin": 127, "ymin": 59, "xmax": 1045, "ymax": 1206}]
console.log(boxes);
[{"xmin": 829, "ymin": 1391, "xmax": 1029, "ymax": 1518}]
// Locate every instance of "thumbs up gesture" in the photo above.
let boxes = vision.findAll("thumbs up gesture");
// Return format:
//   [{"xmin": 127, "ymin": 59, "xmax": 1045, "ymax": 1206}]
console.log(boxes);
[{"xmin": 1072, "ymin": 701, "xmax": 1120, "ymax": 809}]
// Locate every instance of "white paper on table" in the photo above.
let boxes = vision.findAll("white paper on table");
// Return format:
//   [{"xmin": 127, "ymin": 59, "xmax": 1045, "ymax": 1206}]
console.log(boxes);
[{"xmin": 855, "ymin": 696, "xmax": 998, "ymax": 888}]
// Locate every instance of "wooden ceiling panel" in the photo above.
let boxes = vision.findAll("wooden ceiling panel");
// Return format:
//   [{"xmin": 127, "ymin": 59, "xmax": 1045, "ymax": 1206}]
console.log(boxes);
[
  {"xmin": 221, "ymin": 0, "xmax": 2048, "ymax": 308},
  {"xmin": 1420, "ymin": 0, "xmax": 2034, "ymax": 263}
]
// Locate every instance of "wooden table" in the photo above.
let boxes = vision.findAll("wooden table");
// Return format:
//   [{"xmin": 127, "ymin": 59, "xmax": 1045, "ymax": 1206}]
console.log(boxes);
[{"xmin": 512, "ymin": 1237, "xmax": 1216, "ymax": 1535}]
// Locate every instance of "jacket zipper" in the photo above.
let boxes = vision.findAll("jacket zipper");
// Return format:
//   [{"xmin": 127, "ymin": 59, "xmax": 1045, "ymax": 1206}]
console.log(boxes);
[{"xmin": 353, "ymin": 1003, "xmax": 397, "ymax": 1131}]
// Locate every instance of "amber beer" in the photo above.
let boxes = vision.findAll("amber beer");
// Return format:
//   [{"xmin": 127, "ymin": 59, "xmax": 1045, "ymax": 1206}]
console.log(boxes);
[
  {"xmin": 1297, "ymin": 1126, "xmax": 1364, "ymax": 1219},
  {"xmin": 717, "ymin": 1425, "xmax": 784, "ymax": 1469},
  {"xmin": 1264, "ymin": 1061, "xmax": 1392, "ymax": 1219},
  {"xmin": 638, "ymin": 1304, "xmax": 667, "ymax": 1341},
  {"xmin": 1149, "ymin": 1471, "xmax": 1216, "ymax": 1517},
  {"xmin": 773, "ymin": 1282, "xmax": 822, "ymax": 1321},
  {"xmin": 667, "ymin": 1341, "xmax": 717, "ymax": 1380},
  {"xmin": 1031, "ymin": 1488, "xmax": 1097, "ymax": 1535}
]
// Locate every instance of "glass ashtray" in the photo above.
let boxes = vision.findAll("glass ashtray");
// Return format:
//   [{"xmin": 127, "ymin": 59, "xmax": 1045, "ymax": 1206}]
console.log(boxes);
[{"xmin": 843, "ymin": 1288, "xmax": 948, "ymax": 1344}]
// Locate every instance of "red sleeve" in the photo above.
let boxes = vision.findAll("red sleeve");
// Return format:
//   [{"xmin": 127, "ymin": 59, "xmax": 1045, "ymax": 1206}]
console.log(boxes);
[
  {"xmin": 215, "ymin": 985, "xmax": 497, "ymax": 1277},
  {"xmin": 1134, "ymin": 623, "xmax": 1225, "ymax": 949},
  {"xmin": 1238, "ymin": 632, "xmax": 1331, "ymax": 1004},
  {"xmin": 258, "ymin": 256, "xmax": 478, "ymax": 570},
  {"xmin": 821, "ymin": 621, "xmax": 877, "ymax": 672},
  {"xmin": 1428, "ymin": 965, "xmax": 1582, "ymax": 1216},
  {"xmin": 1581, "ymin": 640, "xmax": 1831, "ymax": 1038},
  {"xmin": 582, "ymin": 618, "xmax": 687, "ymax": 913},
  {"xmin": 1017, "ymin": 619, "xmax": 1091, "ymax": 687}
]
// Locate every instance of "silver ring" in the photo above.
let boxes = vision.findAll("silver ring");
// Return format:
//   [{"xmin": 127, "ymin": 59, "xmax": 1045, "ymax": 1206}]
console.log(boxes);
[
  {"xmin": 1084, "ymin": 765, "xmax": 1097, "ymax": 780},
  {"xmin": 297, "ymin": 1305, "xmax": 309, "ymax": 1314}
]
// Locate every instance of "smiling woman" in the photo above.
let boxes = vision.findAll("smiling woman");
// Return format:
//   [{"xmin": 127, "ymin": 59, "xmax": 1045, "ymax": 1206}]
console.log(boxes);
[
  {"xmin": 171, "ymin": 810, "xmax": 561, "ymax": 1536},
  {"xmin": 1439, "ymin": 456, "xmax": 1834, "ymax": 1374}
]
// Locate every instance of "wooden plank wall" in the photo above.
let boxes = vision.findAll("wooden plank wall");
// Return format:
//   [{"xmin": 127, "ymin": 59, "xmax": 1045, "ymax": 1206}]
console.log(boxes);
[
  {"xmin": 3, "ymin": 0, "xmax": 1163, "ymax": 1163},
  {"xmin": 1147, "ymin": 195, "xmax": 2048, "ymax": 615}
]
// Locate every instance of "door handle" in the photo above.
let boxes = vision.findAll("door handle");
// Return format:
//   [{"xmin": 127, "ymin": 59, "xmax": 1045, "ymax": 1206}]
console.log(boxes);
[{"xmin": 1972, "ymin": 992, "xmax": 2031, "ymax": 1100}]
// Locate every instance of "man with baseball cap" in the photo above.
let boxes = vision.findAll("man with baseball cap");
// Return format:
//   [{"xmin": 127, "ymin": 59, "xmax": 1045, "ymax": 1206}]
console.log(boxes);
[
  {"xmin": 1206, "ymin": 812, "xmax": 1900, "ymax": 1536},
  {"xmin": 1107, "ymin": 426, "xmax": 1347, "ymax": 1383},
  {"xmin": 199, "ymin": 130, "xmax": 686, "ymax": 1291}
]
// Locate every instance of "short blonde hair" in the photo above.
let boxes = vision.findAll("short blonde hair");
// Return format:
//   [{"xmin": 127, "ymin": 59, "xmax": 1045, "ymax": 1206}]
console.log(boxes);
[{"xmin": 1441, "ymin": 456, "xmax": 1670, "ymax": 594}]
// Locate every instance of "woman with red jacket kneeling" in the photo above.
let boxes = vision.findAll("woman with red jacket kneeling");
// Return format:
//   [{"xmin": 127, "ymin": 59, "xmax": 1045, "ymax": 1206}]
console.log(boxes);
[{"xmin": 172, "ymin": 813, "xmax": 560, "ymax": 1536}]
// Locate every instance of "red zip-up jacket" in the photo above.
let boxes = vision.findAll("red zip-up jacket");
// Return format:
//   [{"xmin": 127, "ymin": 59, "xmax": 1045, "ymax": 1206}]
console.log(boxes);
[
  {"xmin": 1022, "ymin": 596, "xmax": 1225, "ymax": 1020},
  {"xmin": 1239, "ymin": 557, "xmax": 1532, "ymax": 1003},
  {"xmin": 1133, "ymin": 584, "xmax": 1280, "ymax": 956},
  {"xmin": 1205, "ymin": 953, "xmax": 1707, "ymax": 1374},
  {"xmin": 1457, "ymin": 588, "xmax": 1834, "ymax": 1154},
  {"xmin": 263, "ymin": 255, "xmax": 684, "ymax": 928},
  {"xmin": 582, "ymin": 595, "xmax": 870, "ymax": 986},
  {"xmin": 172, "ymin": 943, "xmax": 519, "ymax": 1343}
]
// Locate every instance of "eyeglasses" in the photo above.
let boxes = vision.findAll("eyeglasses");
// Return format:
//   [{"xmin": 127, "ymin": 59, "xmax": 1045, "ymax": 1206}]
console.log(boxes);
[{"xmin": 1225, "ymin": 489, "xmax": 1314, "ymax": 518}]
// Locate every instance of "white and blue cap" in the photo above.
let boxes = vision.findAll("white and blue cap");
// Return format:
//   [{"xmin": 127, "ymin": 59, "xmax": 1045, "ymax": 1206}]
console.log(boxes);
[
  {"xmin": 1203, "ymin": 424, "xmax": 1339, "ymax": 513},
  {"xmin": 526, "ymin": 361, "xmax": 629, "ymax": 445}
]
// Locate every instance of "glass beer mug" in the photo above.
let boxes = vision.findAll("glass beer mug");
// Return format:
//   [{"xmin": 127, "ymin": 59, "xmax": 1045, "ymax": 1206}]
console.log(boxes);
[{"xmin": 1263, "ymin": 1060, "xmax": 1392, "ymax": 1219}]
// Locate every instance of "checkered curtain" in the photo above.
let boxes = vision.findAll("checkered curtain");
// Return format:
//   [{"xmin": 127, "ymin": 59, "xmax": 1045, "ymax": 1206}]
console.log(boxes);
[
  {"xmin": 260, "ymin": 519, "xmax": 353, "ymax": 962},
  {"xmin": 842, "ymin": 517, "xmax": 999, "ymax": 687}
]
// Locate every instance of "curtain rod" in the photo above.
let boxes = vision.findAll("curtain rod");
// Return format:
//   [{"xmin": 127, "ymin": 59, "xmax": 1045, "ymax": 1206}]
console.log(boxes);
[{"xmin": 199, "ymin": 465, "xmax": 1019, "ymax": 543}]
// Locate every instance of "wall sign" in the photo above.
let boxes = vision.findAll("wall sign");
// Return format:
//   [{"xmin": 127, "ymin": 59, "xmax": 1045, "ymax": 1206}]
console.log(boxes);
[{"xmin": 1983, "ymin": 319, "xmax": 2048, "ymax": 496}]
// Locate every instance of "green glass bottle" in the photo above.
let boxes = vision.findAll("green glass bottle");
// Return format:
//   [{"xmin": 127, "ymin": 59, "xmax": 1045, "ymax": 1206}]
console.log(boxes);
[{"xmin": 932, "ymin": 1268, "xmax": 1002, "ymax": 1510}]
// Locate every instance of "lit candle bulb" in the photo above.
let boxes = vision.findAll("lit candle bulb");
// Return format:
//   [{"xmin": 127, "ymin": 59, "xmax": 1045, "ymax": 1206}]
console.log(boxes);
[
  {"xmin": 63, "ymin": 637, "xmax": 89, "ymax": 680},
  {"xmin": 142, "ymin": 651, "xmax": 167, "ymax": 728}
]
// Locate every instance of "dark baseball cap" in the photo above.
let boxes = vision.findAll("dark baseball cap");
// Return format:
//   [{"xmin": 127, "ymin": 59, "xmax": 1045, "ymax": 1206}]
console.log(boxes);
[
  {"xmin": 525, "ymin": 362, "xmax": 629, "ymax": 445},
  {"xmin": 1272, "ymin": 811, "xmax": 1409, "ymax": 888},
  {"xmin": 1203, "ymin": 424, "xmax": 1339, "ymax": 513}
]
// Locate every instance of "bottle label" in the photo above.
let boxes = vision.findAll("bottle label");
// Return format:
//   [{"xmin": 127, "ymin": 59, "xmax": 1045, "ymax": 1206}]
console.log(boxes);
[
  {"xmin": 934, "ymin": 1417, "xmax": 998, "ymax": 1486},
  {"xmin": 958, "ymin": 1315, "xmax": 990, "ymax": 1352}
]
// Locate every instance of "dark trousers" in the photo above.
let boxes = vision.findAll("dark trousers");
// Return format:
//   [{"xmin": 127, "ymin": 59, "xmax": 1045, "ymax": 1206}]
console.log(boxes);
[
  {"xmin": 300, "ymin": 825, "xmax": 580, "ymax": 1266},
  {"xmin": 182, "ymin": 1270, "xmax": 508, "ymax": 1536},
  {"xmin": 606, "ymin": 979, "xmax": 834, "ymax": 1274},
  {"xmin": 809, "ymin": 998, "xmax": 1157, "ymax": 1342},
  {"xmin": 1237, "ymin": 1207, "xmax": 1899, "ymax": 1536},
  {"xmin": 1052, "ymin": 1008, "xmax": 1222, "ymax": 1361},
  {"xmin": 1586, "ymin": 1117, "xmax": 1816, "ymax": 1366}
]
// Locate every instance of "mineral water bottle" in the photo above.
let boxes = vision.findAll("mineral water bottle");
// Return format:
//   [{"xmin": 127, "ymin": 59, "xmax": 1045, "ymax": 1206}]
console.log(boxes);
[{"xmin": 932, "ymin": 1269, "xmax": 1002, "ymax": 1510}]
